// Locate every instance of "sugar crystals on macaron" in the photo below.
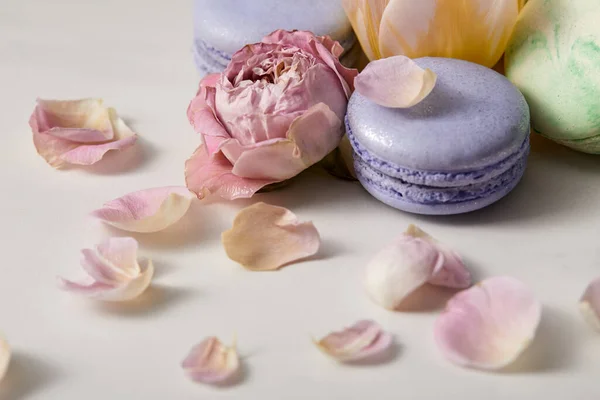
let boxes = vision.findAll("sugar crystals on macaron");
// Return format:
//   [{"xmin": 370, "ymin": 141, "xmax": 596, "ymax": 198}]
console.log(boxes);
[{"xmin": 348, "ymin": 56, "xmax": 531, "ymax": 215}]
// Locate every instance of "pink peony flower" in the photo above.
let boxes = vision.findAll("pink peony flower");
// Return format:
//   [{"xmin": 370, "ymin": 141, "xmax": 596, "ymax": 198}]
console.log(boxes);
[{"xmin": 185, "ymin": 30, "xmax": 358, "ymax": 200}]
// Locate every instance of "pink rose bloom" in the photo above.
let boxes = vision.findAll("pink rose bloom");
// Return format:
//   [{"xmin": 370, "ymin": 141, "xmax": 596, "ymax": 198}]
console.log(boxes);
[{"xmin": 185, "ymin": 30, "xmax": 358, "ymax": 200}]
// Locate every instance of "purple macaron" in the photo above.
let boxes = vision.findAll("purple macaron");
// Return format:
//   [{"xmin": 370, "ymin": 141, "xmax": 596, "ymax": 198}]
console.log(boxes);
[{"xmin": 346, "ymin": 57, "xmax": 531, "ymax": 215}]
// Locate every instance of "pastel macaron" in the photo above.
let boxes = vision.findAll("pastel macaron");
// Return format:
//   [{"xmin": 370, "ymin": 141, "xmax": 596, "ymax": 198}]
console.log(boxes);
[
  {"xmin": 505, "ymin": 0, "xmax": 600, "ymax": 153},
  {"xmin": 192, "ymin": 0, "xmax": 360, "ymax": 75},
  {"xmin": 346, "ymin": 57, "xmax": 531, "ymax": 215}
]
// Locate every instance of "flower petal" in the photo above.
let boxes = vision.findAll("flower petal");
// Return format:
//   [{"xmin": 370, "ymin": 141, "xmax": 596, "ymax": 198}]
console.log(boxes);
[
  {"xmin": 182, "ymin": 337, "xmax": 239, "ymax": 384},
  {"xmin": 365, "ymin": 234, "xmax": 444, "ymax": 310},
  {"xmin": 405, "ymin": 225, "xmax": 471, "ymax": 289},
  {"xmin": 0, "ymin": 336, "xmax": 10, "ymax": 381},
  {"xmin": 59, "ymin": 237, "xmax": 153, "ymax": 302},
  {"xmin": 34, "ymin": 98, "xmax": 114, "ymax": 142},
  {"xmin": 434, "ymin": 276, "xmax": 542, "ymax": 370},
  {"xmin": 355, "ymin": 56, "xmax": 437, "ymax": 108},
  {"xmin": 314, "ymin": 320, "xmax": 393, "ymax": 362},
  {"xmin": 342, "ymin": 0, "xmax": 390, "ymax": 60},
  {"xmin": 378, "ymin": 0, "xmax": 520, "ymax": 68},
  {"xmin": 187, "ymin": 81, "xmax": 231, "ymax": 155},
  {"xmin": 185, "ymin": 145, "xmax": 275, "ymax": 200},
  {"xmin": 59, "ymin": 259, "xmax": 153, "ymax": 302},
  {"xmin": 231, "ymin": 103, "xmax": 343, "ymax": 180},
  {"xmin": 91, "ymin": 187, "xmax": 194, "ymax": 233},
  {"xmin": 30, "ymin": 101, "xmax": 137, "ymax": 168},
  {"xmin": 580, "ymin": 277, "xmax": 600, "ymax": 332},
  {"xmin": 222, "ymin": 202, "xmax": 320, "ymax": 271}
]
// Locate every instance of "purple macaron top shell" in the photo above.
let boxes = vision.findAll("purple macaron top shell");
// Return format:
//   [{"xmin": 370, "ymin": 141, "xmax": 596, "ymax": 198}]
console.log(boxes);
[{"xmin": 346, "ymin": 57, "xmax": 530, "ymax": 173}]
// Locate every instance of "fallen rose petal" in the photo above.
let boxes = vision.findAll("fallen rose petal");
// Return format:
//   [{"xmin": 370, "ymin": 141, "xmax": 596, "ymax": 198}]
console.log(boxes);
[
  {"xmin": 182, "ymin": 336, "xmax": 239, "ymax": 384},
  {"xmin": 580, "ymin": 277, "xmax": 600, "ymax": 332},
  {"xmin": 314, "ymin": 320, "xmax": 393, "ymax": 362},
  {"xmin": 0, "ymin": 336, "xmax": 10, "ymax": 381},
  {"xmin": 30, "ymin": 99, "xmax": 137, "ymax": 168},
  {"xmin": 365, "ymin": 233, "xmax": 444, "ymax": 310},
  {"xmin": 355, "ymin": 56, "xmax": 437, "ymax": 108},
  {"xmin": 59, "ymin": 237, "xmax": 153, "ymax": 302},
  {"xmin": 222, "ymin": 202, "xmax": 320, "ymax": 271},
  {"xmin": 405, "ymin": 225, "xmax": 472, "ymax": 289},
  {"xmin": 91, "ymin": 187, "xmax": 194, "ymax": 233},
  {"xmin": 434, "ymin": 276, "xmax": 542, "ymax": 370}
]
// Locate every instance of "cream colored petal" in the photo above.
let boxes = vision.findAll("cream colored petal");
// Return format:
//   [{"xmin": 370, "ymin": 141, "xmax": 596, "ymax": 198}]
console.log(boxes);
[
  {"xmin": 0, "ymin": 336, "xmax": 10, "ymax": 381},
  {"xmin": 222, "ymin": 202, "xmax": 320, "ymax": 271},
  {"xmin": 355, "ymin": 56, "xmax": 437, "ymax": 108},
  {"xmin": 91, "ymin": 187, "xmax": 194, "ymax": 233},
  {"xmin": 580, "ymin": 277, "xmax": 600, "ymax": 332},
  {"xmin": 314, "ymin": 320, "xmax": 393, "ymax": 362},
  {"xmin": 182, "ymin": 336, "xmax": 239, "ymax": 384},
  {"xmin": 342, "ymin": 0, "xmax": 390, "ymax": 60},
  {"xmin": 378, "ymin": 0, "xmax": 520, "ymax": 68}
]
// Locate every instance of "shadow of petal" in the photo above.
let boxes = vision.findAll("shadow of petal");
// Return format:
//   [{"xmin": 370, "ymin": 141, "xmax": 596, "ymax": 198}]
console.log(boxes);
[{"xmin": 0, "ymin": 352, "xmax": 62, "ymax": 400}]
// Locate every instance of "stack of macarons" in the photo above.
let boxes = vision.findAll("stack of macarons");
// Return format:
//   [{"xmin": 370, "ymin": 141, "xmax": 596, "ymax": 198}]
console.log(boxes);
[{"xmin": 192, "ymin": 0, "xmax": 362, "ymax": 75}]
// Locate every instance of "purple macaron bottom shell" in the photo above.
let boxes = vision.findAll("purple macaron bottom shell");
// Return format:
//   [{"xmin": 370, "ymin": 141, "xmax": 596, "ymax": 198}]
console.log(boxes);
[{"xmin": 354, "ymin": 144, "xmax": 529, "ymax": 215}]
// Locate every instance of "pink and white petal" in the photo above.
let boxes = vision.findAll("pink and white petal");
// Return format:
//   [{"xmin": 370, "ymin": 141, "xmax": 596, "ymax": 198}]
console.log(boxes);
[
  {"xmin": 35, "ymin": 98, "xmax": 114, "ymax": 140},
  {"xmin": 355, "ymin": 56, "xmax": 437, "ymax": 108},
  {"xmin": 315, "ymin": 320, "xmax": 393, "ymax": 361},
  {"xmin": 0, "ymin": 336, "xmax": 10, "ymax": 381},
  {"xmin": 365, "ymin": 234, "xmax": 444, "ymax": 310},
  {"xmin": 96, "ymin": 237, "xmax": 140, "ymax": 276},
  {"xmin": 59, "ymin": 134, "xmax": 137, "ymax": 165},
  {"xmin": 91, "ymin": 187, "xmax": 194, "ymax": 233},
  {"xmin": 58, "ymin": 278, "xmax": 115, "ymax": 295},
  {"xmin": 405, "ymin": 225, "xmax": 472, "ymax": 289},
  {"xmin": 434, "ymin": 276, "xmax": 542, "ymax": 370},
  {"xmin": 80, "ymin": 248, "xmax": 133, "ymax": 284},
  {"xmin": 31, "ymin": 125, "xmax": 80, "ymax": 168},
  {"xmin": 222, "ymin": 202, "xmax": 320, "ymax": 271},
  {"xmin": 93, "ymin": 260, "xmax": 153, "ymax": 301},
  {"xmin": 341, "ymin": 0, "xmax": 389, "ymax": 60},
  {"xmin": 231, "ymin": 140, "xmax": 305, "ymax": 181},
  {"xmin": 107, "ymin": 107, "xmax": 136, "ymax": 141},
  {"xmin": 185, "ymin": 145, "xmax": 275, "ymax": 200},
  {"xmin": 182, "ymin": 337, "xmax": 239, "ymax": 384},
  {"xmin": 580, "ymin": 277, "xmax": 600, "ymax": 332}
]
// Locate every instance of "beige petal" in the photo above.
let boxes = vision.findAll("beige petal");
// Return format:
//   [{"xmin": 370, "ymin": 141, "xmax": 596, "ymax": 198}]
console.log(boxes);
[
  {"xmin": 342, "ymin": 0, "xmax": 390, "ymax": 60},
  {"xmin": 222, "ymin": 202, "xmax": 320, "ymax": 271},
  {"xmin": 0, "ymin": 336, "xmax": 10, "ymax": 381}
]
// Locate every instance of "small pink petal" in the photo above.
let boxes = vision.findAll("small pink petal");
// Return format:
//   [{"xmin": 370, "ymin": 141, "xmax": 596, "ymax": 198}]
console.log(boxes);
[
  {"xmin": 59, "ymin": 237, "xmax": 153, "ymax": 302},
  {"xmin": 182, "ymin": 337, "xmax": 239, "ymax": 384},
  {"xmin": 434, "ymin": 276, "xmax": 542, "ymax": 370},
  {"xmin": 355, "ymin": 56, "xmax": 437, "ymax": 108},
  {"xmin": 185, "ymin": 145, "xmax": 275, "ymax": 200},
  {"xmin": 580, "ymin": 277, "xmax": 600, "ymax": 332},
  {"xmin": 365, "ymin": 233, "xmax": 444, "ymax": 310},
  {"xmin": 405, "ymin": 225, "xmax": 472, "ymax": 289},
  {"xmin": 91, "ymin": 187, "xmax": 194, "ymax": 233},
  {"xmin": 0, "ymin": 336, "xmax": 10, "ymax": 381},
  {"xmin": 30, "ymin": 99, "xmax": 137, "ymax": 168},
  {"xmin": 222, "ymin": 202, "xmax": 320, "ymax": 271},
  {"xmin": 314, "ymin": 320, "xmax": 393, "ymax": 362}
]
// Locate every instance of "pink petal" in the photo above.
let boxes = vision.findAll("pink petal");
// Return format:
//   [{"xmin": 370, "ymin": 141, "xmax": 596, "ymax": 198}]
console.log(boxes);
[
  {"xmin": 365, "ymin": 234, "xmax": 444, "ymax": 310},
  {"xmin": 434, "ymin": 276, "xmax": 542, "ymax": 370},
  {"xmin": 315, "ymin": 320, "xmax": 393, "ymax": 362},
  {"xmin": 222, "ymin": 202, "xmax": 320, "ymax": 271},
  {"xmin": 231, "ymin": 103, "xmax": 343, "ymax": 180},
  {"xmin": 187, "ymin": 83, "xmax": 231, "ymax": 155},
  {"xmin": 34, "ymin": 98, "xmax": 114, "ymax": 142},
  {"xmin": 355, "ymin": 56, "xmax": 437, "ymax": 108},
  {"xmin": 30, "ymin": 100, "xmax": 138, "ymax": 168},
  {"xmin": 580, "ymin": 277, "xmax": 600, "ymax": 332},
  {"xmin": 182, "ymin": 337, "xmax": 239, "ymax": 384},
  {"xmin": 185, "ymin": 145, "xmax": 275, "ymax": 200},
  {"xmin": 91, "ymin": 187, "xmax": 194, "ymax": 233},
  {"xmin": 59, "ymin": 238, "xmax": 153, "ymax": 302},
  {"xmin": 405, "ymin": 225, "xmax": 472, "ymax": 289}
]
